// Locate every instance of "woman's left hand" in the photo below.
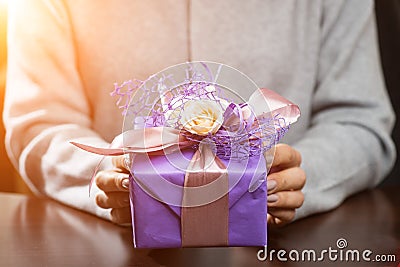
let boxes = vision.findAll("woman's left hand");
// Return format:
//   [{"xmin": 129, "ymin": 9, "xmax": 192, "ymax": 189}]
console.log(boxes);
[{"xmin": 267, "ymin": 144, "xmax": 306, "ymax": 226}]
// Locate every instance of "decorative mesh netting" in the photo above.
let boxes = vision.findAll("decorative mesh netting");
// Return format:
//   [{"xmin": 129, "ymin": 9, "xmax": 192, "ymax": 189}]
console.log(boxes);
[{"xmin": 111, "ymin": 63, "xmax": 289, "ymax": 159}]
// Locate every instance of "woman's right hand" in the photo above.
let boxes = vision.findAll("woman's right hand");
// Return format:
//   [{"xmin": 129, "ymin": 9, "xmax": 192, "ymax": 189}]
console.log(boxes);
[{"xmin": 95, "ymin": 155, "xmax": 132, "ymax": 225}]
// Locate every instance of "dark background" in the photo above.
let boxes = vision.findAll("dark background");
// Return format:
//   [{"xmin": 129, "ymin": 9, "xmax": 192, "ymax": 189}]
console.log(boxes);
[
  {"xmin": 0, "ymin": 1, "xmax": 399, "ymax": 193},
  {"xmin": 376, "ymin": 0, "xmax": 400, "ymax": 186}
]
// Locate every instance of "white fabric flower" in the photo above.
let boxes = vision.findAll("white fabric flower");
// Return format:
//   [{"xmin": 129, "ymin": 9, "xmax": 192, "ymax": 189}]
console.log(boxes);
[{"xmin": 180, "ymin": 99, "xmax": 224, "ymax": 136}]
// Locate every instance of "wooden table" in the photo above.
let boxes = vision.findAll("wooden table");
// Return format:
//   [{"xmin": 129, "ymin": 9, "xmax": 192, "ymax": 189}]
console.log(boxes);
[{"xmin": 0, "ymin": 187, "xmax": 399, "ymax": 267}]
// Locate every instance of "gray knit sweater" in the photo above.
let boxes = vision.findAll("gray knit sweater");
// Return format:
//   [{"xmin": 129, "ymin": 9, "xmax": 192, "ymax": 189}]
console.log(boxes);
[{"xmin": 4, "ymin": 0, "xmax": 395, "ymax": 220}]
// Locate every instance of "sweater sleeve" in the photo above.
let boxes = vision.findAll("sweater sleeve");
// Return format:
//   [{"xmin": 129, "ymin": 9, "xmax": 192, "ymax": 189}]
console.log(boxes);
[
  {"xmin": 293, "ymin": 0, "xmax": 396, "ymax": 219},
  {"xmin": 3, "ymin": 0, "xmax": 112, "ymax": 220}
]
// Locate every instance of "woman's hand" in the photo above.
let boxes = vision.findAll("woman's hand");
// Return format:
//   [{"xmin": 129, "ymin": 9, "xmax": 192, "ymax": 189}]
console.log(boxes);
[
  {"xmin": 95, "ymin": 144, "xmax": 306, "ymax": 226},
  {"xmin": 95, "ymin": 156, "xmax": 131, "ymax": 225},
  {"xmin": 267, "ymin": 144, "xmax": 306, "ymax": 226}
]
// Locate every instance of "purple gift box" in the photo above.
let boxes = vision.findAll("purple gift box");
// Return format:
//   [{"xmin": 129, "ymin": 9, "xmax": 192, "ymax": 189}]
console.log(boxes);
[
  {"xmin": 130, "ymin": 148, "xmax": 267, "ymax": 248},
  {"xmin": 70, "ymin": 62, "xmax": 300, "ymax": 249}
]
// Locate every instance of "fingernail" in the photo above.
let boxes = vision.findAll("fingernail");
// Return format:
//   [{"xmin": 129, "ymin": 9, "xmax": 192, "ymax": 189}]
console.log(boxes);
[
  {"xmin": 268, "ymin": 194, "xmax": 279, "ymax": 203},
  {"xmin": 119, "ymin": 173, "xmax": 130, "ymax": 179},
  {"xmin": 267, "ymin": 180, "xmax": 277, "ymax": 192},
  {"xmin": 121, "ymin": 178, "xmax": 130, "ymax": 190}
]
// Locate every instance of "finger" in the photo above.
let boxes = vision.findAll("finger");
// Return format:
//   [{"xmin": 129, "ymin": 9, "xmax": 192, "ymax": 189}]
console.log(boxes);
[
  {"xmin": 267, "ymin": 190, "xmax": 304, "ymax": 209},
  {"xmin": 267, "ymin": 214, "xmax": 277, "ymax": 226},
  {"xmin": 96, "ymin": 191, "xmax": 130, "ymax": 209},
  {"xmin": 267, "ymin": 213, "xmax": 290, "ymax": 227},
  {"xmin": 270, "ymin": 144, "xmax": 301, "ymax": 172},
  {"xmin": 110, "ymin": 207, "xmax": 132, "ymax": 225},
  {"xmin": 95, "ymin": 170, "xmax": 130, "ymax": 192},
  {"xmin": 267, "ymin": 167, "xmax": 306, "ymax": 193},
  {"xmin": 267, "ymin": 208, "xmax": 296, "ymax": 226},
  {"xmin": 112, "ymin": 155, "xmax": 131, "ymax": 173}
]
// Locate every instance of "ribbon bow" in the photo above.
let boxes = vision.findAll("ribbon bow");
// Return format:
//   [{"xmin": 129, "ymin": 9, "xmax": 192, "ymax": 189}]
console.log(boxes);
[{"xmin": 72, "ymin": 88, "xmax": 299, "ymax": 158}]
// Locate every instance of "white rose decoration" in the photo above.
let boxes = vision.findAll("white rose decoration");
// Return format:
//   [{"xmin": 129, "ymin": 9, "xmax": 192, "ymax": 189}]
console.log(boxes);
[{"xmin": 180, "ymin": 100, "xmax": 224, "ymax": 136}]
